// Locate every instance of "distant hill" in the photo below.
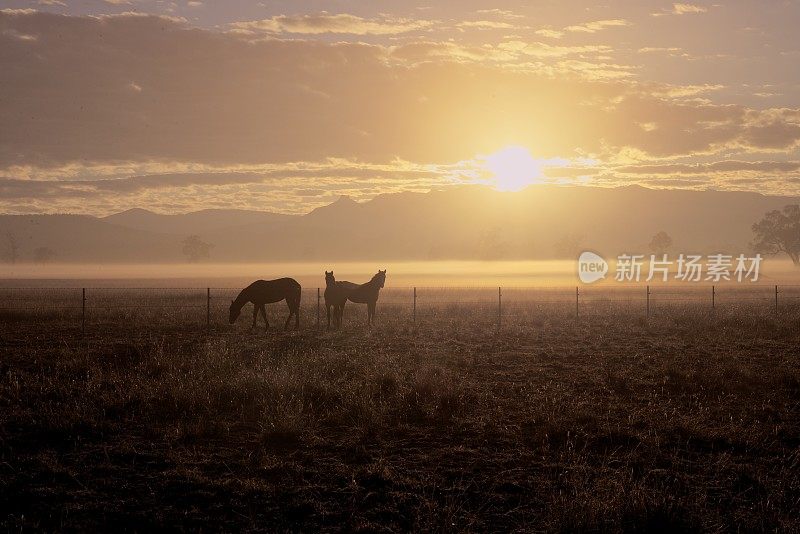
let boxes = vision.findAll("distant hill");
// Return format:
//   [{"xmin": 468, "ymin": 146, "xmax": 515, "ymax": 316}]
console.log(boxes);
[
  {"xmin": 103, "ymin": 208, "xmax": 296, "ymax": 235},
  {"xmin": 0, "ymin": 214, "xmax": 178, "ymax": 262},
  {"xmin": 0, "ymin": 185, "xmax": 797, "ymax": 262}
]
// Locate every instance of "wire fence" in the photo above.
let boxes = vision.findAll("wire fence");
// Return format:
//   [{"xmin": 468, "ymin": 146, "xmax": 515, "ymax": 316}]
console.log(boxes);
[{"xmin": 2, "ymin": 284, "xmax": 800, "ymax": 333}]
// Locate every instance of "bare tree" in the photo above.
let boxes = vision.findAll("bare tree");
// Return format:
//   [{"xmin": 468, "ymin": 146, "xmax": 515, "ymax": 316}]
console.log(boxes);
[
  {"xmin": 649, "ymin": 231, "xmax": 673, "ymax": 255},
  {"xmin": 752, "ymin": 204, "xmax": 800, "ymax": 266},
  {"xmin": 182, "ymin": 235, "xmax": 214, "ymax": 262},
  {"xmin": 4, "ymin": 232, "xmax": 19, "ymax": 264}
]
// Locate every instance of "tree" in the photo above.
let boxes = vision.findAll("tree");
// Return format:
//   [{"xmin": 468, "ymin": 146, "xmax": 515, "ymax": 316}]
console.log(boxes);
[
  {"xmin": 478, "ymin": 227, "xmax": 509, "ymax": 260},
  {"xmin": 649, "ymin": 231, "xmax": 673, "ymax": 255},
  {"xmin": 752, "ymin": 204, "xmax": 800, "ymax": 266},
  {"xmin": 33, "ymin": 246, "xmax": 56, "ymax": 263},
  {"xmin": 181, "ymin": 235, "xmax": 214, "ymax": 262},
  {"xmin": 4, "ymin": 232, "xmax": 19, "ymax": 264}
]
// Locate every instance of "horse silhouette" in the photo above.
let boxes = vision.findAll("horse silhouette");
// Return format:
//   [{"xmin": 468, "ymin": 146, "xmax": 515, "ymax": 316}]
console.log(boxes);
[
  {"xmin": 229, "ymin": 278, "xmax": 300, "ymax": 331},
  {"xmin": 346, "ymin": 270, "xmax": 386, "ymax": 326},
  {"xmin": 324, "ymin": 271, "xmax": 357, "ymax": 330}
]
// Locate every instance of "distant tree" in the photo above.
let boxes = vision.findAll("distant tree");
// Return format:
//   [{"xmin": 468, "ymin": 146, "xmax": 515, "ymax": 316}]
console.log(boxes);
[
  {"xmin": 478, "ymin": 227, "xmax": 509, "ymax": 260},
  {"xmin": 752, "ymin": 205, "xmax": 800, "ymax": 266},
  {"xmin": 553, "ymin": 233, "xmax": 586, "ymax": 259},
  {"xmin": 182, "ymin": 235, "xmax": 214, "ymax": 262},
  {"xmin": 649, "ymin": 231, "xmax": 673, "ymax": 255},
  {"xmin": 33, "ymin": 246, "xmax": 56, "ymax": 263},
  {"xmin": 4, "ymin": 232, "xmax": 19, "ymax": 264}
]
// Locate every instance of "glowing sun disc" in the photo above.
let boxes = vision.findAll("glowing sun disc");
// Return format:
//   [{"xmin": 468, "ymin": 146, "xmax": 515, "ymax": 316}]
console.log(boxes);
[{"xmin": 484, "ymin": 145, "xmax": 543, "ymax": 191}]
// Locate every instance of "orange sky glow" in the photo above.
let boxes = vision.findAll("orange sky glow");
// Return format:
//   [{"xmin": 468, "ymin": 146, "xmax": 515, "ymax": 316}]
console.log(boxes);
[{"xmin": 1, "ymin": 1, "xmax": 799, "ymax": 215}]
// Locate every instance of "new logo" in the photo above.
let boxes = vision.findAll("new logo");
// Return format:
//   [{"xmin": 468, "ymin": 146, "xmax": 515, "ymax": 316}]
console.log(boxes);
[{"xmin": 578, "ymin": 251, "xmax": 608, "ymax": 284}]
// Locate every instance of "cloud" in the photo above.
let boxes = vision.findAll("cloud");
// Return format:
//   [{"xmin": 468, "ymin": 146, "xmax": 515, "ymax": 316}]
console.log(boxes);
[
  {"xmin": 534, "ymin": 28, "xmax": 564, "ymax": 39},
  {"xmin": 495, "ymin": 40, "xmax": 613, "ymax": 59},
  {"xmin": 648, "ymin": 83, "xmax": 724, "ymax": 99},
  {"xmin": 2, "ymin": 27, "xmax": 37, "ymax": 40},
  {"xmin": 1, "ymin": 9, "xmax": 794, "ymax": 169},
  {"xmin": 565, "ymin": 19, "xmax": 630, "ymax": 33},
  {"xmin": 387, "ymin": 40, "xmax": 634, "ymax": 79},
  {"xmin": 531, "ymin": 18, "xmax": 629, "ymax": 39},
  {"xmin": 230, "ymin": 12, "xmax": 434, "ymax": 35},
  {"xmin": 740, "ymin": 109, "xmax": 800, "ymax": 150},
  {"xmin": 672, "ymin": 3, "xmax": 707, "ymax": 15},
  {"xmin": 457, "ymin": 20, "xmax": 515, "ymax": 30},
  {"xmin": 638, "ymin": 47, "xmax": 682, "ymax": 54},
  {"xmin": 474, "ymin": 9, "xmax": 523, "ymax": 20},
  {"xmin": 0, "ymin": 8, "xmax": 37, "ymax": 15},
  {"xmin": 1, "ymin": 9, "xmax": 799, "ymax": 212},
  {"xmin": 0, "ymin": 158, "xmax": 463, "ymax": 215},
  {"xmin": 615, "ymin": 161, "xmax": 800, "ymax": 175}
]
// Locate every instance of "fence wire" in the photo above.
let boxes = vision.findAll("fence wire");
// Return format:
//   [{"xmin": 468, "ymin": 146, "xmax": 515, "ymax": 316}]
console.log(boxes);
[{"xmin": 1, "ymin": 285, "xmax": 799, "ymax": 332}]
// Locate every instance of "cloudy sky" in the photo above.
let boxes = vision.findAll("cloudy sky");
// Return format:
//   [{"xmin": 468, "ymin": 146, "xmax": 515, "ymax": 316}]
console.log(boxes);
[{"xmin": 1, "ymin": 0, "xmax": 799, "ymax": 214}]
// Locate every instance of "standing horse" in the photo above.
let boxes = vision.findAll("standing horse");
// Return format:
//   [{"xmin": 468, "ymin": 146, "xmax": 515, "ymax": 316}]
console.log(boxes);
[
  {"xmin": 324, "ymin": 271, "xmax": 357, "ymax": 330},
  {"xmin": 229, "ymin": 278, "xmax": 301, "ymax": 331},
  {"xmin": 347, "ymin": 270, "xmax": 386, "ymax": 326}
]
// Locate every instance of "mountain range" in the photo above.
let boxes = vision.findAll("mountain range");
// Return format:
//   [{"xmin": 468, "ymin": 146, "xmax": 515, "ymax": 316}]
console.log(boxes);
[{"xmin": 1, "ymin": 185, "xmax": 796, "ymax": 263}]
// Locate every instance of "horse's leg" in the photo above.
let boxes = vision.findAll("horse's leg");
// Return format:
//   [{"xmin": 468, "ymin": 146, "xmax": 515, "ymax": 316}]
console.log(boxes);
[
  {"xmin": 338, "ymin": 301, "xmax": 346, "ymax": 329},
  {"xmin": 251, "ymin": 303, "xmax": 258, "ymax": 331},
  {"xmin": 294, "ymin": 300, "xmax": 300, "ymax": 329},
  {"xmin": 261, "ymin": 304, "xmax": 269, "ymax": 331},
  {"xmin": 326, "ymin": 304, "xmax": 331, "ymax": 330},
  {"xmin": 284, "ymin": 300, "xmax": 292, "ymax": 331},
  {"xmin": 368, "ymin": 301, "xmax": 375, "ymax": 326}
]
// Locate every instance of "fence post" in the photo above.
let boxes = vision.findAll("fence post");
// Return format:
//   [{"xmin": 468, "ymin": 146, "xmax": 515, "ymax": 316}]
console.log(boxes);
[
  {"xmin": 206, "ymin": 287, "xmax": 211, "ymax": 328},
  {"xmin": 646, "ymin": 285, "xmax": 650, "ymax": 318},
  {"xmin": 711, "ymin": 285, "xmax": 715, "ymax": 311},
  {"xmin": 575, "ymin": 286, "xmax": 579, "ymax": 319},
  {"xmin": 413, "ymin": 286, "xmax": 417, "ymax": 324},
  {"xmin": 775, "ymin": 285, "xmax": 779, "ymax": 314},
  {"xmin": 498, "ymin": 287, "xmax": 502, "ymax": 329},
  {"xmin": 81, "ymin": 288, "xmax": 86, "ymax": 335}
]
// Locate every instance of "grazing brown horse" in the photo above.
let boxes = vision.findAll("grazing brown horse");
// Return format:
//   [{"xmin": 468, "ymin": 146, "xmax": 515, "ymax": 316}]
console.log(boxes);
[
  {"xmin": 347, "ymin": 270, "xmax": 386, "ymax": 326},
  {"xmin": 229, "ymin": 278, "xmax": 301, "ymax": 331},
  {"xmin": 324, "ymin": 271, "xmax": 357, "ymax": 330}
]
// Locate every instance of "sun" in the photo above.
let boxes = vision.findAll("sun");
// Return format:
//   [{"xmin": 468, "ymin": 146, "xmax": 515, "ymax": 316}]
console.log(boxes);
[{"xmin": 483, "ymin": 145, "xmax": 544, "ymax": 192}]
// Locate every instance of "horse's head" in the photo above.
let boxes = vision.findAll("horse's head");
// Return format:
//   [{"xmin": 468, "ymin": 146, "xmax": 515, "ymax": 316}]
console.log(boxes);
[
  {"xmin": 229, "ymin": 300, "xmax": 241, "ymax": 324},
  {"xmin": 375, "ymin": 269, "xmax": 386, "ymax": 288},
  {"xmin": 325, "ymin": 271, "xmax": 335, "ymax": 286}
]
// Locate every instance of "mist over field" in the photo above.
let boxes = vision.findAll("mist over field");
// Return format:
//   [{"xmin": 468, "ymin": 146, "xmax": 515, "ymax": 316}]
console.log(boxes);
[{"xmin": 2, "ymin": 259, "xmax": 800, "ymax": 288}]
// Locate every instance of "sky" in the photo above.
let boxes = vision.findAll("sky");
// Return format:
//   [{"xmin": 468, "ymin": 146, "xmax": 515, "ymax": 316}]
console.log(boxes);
[{"xmin": 1, "ymin": 0, "xmax": 799, "ymax": 215}]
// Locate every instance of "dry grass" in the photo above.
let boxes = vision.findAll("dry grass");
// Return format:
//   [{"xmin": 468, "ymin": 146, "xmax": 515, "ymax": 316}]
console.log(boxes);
[{"xmin": 1, "ymin": 295, "xmax": 799, "ymax": 531}]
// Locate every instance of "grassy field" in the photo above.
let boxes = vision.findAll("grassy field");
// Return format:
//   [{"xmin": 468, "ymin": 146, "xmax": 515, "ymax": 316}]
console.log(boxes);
[{"xmin": 1, "ymin": 290, "xmax": 799, "ymax": 531}]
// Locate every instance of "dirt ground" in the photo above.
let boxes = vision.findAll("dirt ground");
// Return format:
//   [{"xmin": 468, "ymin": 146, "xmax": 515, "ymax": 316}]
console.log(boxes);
[{"xmin": 1, "ymin": 304, "xmax": 799, "ymax": 531}]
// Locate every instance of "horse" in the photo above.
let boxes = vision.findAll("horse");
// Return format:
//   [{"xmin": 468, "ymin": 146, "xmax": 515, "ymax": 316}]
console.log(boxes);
[
  {"xmin": 324, "ymin": 271, "xmax": 357, "ymax": 330},
  {"xmin": 346, "ymin": 270, "xmax": 386, "ymax": 326},
  {"xmin": 229, "ymin": 278, "xmax": 301, "ymax": 331}
]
